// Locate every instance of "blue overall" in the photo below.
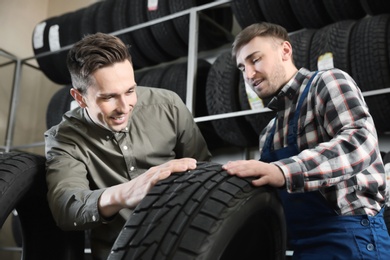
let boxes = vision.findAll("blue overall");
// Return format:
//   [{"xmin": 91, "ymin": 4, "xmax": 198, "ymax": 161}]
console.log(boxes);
[{"xmin": 260, "ymin": 72, "xmax": 390, "ymax": 259}]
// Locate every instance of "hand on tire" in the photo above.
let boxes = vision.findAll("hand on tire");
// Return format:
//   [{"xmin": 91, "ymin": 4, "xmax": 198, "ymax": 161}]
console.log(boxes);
[
  {"xmin": 222, "ymin": 160, "xmax": 286, "ymax": 188},
  {"xmin": 98, "ymin": 158, "xmax": 197, "ymax": 218}
]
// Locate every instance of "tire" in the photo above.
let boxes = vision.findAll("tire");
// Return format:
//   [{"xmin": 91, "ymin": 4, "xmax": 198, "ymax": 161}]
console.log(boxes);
[
  {"xmin": 146, "ymin": 0, "xmax": 188, "ymax": 58},
  {"xmin": 127, "ymin": 0, "xmax": 174, "ymax": 64},
  {"xmin": 309, "ymin": 20, "xmax": 356, "ymax": 73},
  {"xmin": 360, "ymin": 0, "xmax": 390, "ymax": 15},
  {"xmin": 322, "ymin": 0, "xmax": 366, "ymax": 21},
  {"xmin": 349, "ymin": 14, "xmax": 390, "ymax": 133},
  {"xmin": 169, "ymin": 0, "xmax": 233, "ymax": 51},
  {"xmin": 257, "ymin": 0, "xmax": 302, "ymax": 32},
  {"xmin": 289, "ymin": 0, "xmax": 333, "ymax": 29},
  {"xmin": 46, "ymin": 85, "xmax": 73, "ymax": 129},
  {"xmin": 108, "ymin": 161, "xmax": 286, "ymax": 260},
  {"xmin": 230, "ymin": 0, "xmax": 266, "ymax": 29},
  {"xmin": 0, "ymin": 152, "xmax": 85, "ymax": 260},
  {"xmin": 205, "ymin": 51, "xmax": 258, "ymax": 147},
  {"xmin": 111, "ymin": 0, "xmax": 153, "ymax": 70},
  {"xmin": 289, "ymin": 29, "xmax": 316, "ymax": 70},
  {"xmin": 0, "ymin": 152, "xmax": 45, "ymax": 228}
]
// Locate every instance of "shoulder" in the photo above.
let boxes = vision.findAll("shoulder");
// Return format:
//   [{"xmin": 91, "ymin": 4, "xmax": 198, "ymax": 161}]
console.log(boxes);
[
  {"xmin": 136, "ymin": 86, "xmax": 183, "ymax": 106},
  {"xmin": 136, "ymin": 86, "xmax": 186, "ymax": 109},
  {"xmin": 44, "ymin": 107, "xmax": 87, "ymax": 140},
  {"xmin": 315, "ymin": 68, "xmax": 356, "ymax": 85}
]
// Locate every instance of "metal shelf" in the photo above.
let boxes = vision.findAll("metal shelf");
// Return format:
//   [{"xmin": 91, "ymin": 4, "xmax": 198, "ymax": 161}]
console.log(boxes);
[{"xmin": 2, "ymin": 0, "xmax": 390, "ymax": 152}]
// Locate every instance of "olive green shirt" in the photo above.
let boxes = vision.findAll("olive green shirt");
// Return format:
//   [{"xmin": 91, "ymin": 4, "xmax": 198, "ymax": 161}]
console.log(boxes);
[{"xmin": 45, "ymin": 87, "xmax": 211, "ymax": 257}]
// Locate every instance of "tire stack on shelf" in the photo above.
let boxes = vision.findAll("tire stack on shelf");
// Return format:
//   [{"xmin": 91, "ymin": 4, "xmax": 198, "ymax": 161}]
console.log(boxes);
[
  {"xmin": 32, "ymin": 0, "xmax": 233, "ymax": 85},
  {"xmin": 34, "ymin": 0, "xmax": 390, "ymax": 148}
]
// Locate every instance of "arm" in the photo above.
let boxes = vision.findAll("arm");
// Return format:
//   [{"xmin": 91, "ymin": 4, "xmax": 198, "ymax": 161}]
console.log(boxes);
[
  {"xmin": 45, "ymin": 129, "xmax": 197, "ymax": 229},
  {"xmin": 276, "ymin": 69, "xmax": 383, "ymax": 193},
  {"xmin": 224, "ymin": 70, "xmax": 384, "ymax": 193},
  {"xmin": 98, "ymin": 158, "xmax": 197, "ymax": 218}
]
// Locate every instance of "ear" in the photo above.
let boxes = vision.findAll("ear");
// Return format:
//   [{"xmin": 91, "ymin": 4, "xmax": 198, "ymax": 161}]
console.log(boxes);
[
  {"xmin": 281, "ymin": 41, "xmax": 293, "ymax": 61},
  {"xmin": 70, "ymin": 88, "xmax": 87, "ymax": 108}
]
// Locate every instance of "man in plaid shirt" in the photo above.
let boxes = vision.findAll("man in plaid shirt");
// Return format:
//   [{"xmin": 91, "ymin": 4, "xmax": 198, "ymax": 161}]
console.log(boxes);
[{"xmin": 223, "ymin": 22, "xmax": 390, "ymax": 259}]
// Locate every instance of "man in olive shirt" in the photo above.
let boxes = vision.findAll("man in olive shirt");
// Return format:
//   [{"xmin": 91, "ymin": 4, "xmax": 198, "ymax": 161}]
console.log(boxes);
[{"xmin": 44, "ymin": 33, "xmax": 211, "ymax": 259}]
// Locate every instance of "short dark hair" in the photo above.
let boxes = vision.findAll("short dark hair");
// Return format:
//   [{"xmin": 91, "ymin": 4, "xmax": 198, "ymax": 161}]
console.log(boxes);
[
  {"xmin": 232, "ymin": 22, "xmax": 290, "ymax": 60},
  {"xmin": 67, "ymin": 33, "xmax": 132, "ymax": 94}
]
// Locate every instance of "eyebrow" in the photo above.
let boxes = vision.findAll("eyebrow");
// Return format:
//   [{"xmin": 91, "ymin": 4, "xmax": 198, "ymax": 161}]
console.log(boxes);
[
  {"xmin": 99, "ymin": 84, "xmax": 137, "ymax": 97},
  {"xmin": 237, "ymin": 51, "xmax": 261, "ymax": 69}
]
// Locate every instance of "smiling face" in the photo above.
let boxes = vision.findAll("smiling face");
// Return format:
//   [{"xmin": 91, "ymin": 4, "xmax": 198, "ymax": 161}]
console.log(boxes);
[
  {"xmin": 71, "ymin": 60, "xmax": 137, "ymax": 132},
  {"xmin": 235, "ymin": 36, "xmax": 292, "ymax": 99}
]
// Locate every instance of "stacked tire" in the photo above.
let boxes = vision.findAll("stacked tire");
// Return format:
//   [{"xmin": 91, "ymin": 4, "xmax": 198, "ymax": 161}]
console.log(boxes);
[{"xmin": 32, "ymin": 0, "xmax": 233, "ymax": 85}]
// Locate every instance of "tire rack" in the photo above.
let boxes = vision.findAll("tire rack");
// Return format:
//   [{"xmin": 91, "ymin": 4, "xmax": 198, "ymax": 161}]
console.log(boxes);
[{"xmin": 2, "ymin": 0, "xmax": 390, "ymax": 153}]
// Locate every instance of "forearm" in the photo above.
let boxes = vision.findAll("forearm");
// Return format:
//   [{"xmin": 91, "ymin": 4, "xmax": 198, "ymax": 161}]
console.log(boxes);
[
  {"xmin": 47, "ymin": 187, "xmax": 105, "ymax": 230},
  {"xmin": 98, "ymin": 184, "xmax": 137, "ymax": 218}
]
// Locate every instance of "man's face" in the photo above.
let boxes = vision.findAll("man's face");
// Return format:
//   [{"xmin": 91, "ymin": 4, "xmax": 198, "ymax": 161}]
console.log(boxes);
[
  {"xmin": 76, "ymin": 60, "xmax": 137, "ymax": 132},
  {"xmin": 236, "ymin": 36, "xmax": 287, "ymax": 99}
]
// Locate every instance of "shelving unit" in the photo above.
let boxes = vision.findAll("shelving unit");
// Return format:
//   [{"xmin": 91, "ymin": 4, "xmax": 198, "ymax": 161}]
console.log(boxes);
[
  {"xmin": 0, "ymin": 0, "xmax": 263, "ymax": 154},
  {"xmin": 2, "ymin": 0, "xmax": 390, "ymax": 155}
]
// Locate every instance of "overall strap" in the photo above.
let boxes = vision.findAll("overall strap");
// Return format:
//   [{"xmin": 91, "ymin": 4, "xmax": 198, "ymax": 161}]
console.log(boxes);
[
  {"xmin": 287, "ymin": 71, "xmax": 319, "ymax": 145},
  {"xmin": 263, "ymin": 71, "xmax": 319, "ymax": 152}
]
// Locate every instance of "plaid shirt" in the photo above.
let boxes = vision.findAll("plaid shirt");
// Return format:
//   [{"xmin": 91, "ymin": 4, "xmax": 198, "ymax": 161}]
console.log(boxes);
[{"xmin": 260, "ymin": 68, "xmax": 386, "ymax": 216}]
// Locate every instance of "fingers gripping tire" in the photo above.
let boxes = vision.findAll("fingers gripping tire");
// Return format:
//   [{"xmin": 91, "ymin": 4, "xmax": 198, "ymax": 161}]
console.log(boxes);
[{"xmin": 109, "ymin": 162, "xmax": 287, "ymax": 260}]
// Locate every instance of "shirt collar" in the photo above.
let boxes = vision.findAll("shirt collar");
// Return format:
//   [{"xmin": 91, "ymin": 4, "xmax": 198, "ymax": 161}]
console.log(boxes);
[
  {"xmin": 267, "ymin": 68, "xmax": 311, "ymax": 111},
  {"xmin": 82, "ymin": 108, "xmax": 129, "ymax": 140}
]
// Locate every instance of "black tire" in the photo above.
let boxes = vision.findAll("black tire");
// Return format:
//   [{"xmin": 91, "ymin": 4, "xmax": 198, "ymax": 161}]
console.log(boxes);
[
  {"xmin": 349, "ymin": 14, "xmax": 390, "ymax": 133},
  {"xmin": 205, "ymin": 51, "xmax": 258, "ymax": 147},
  {"xmin": 80, "ymin": 2, "xmax": 101, "ymax": 37},
  {"xmin": 138, "ymin": 66, "xmax": 169, "ymax": 89},
  {"xmin": 0, "ymin": 152, "xmax": 85, "ymax": 260},
  {"xmin": 360, "ymin": 0, "xmax": 390, "ymax": 15},
  {"xmin": 322, "ymin": 0, "xmax": 366, "ymax": 22},
  {"xmin": 46, "ymin": 85, "xmax": 73, "ymax": 129},
  {"xmin": 289, "ymin": 0, "xmax": 334, "ymax": 29},
  {"xmin": 230, "ymin": 0, "xmax": 266, "ymax": 29},
  {"xmin": 146, "ymin": 0, "xmax": 188, "ymax": 58},
  {"xmin": 32, "ymin": 16, "xmax": 71, "ymax": 85},
  {"xmin": 289, "ymin": 29, "xmax": 316, "ymax": 70},
  {"xmin": 257, "ymin": 0, "xmax": 302, "ymax": 32},
  {"xmin": 0, "ymin": 152, "xmax": 45, "ymax": 228},
  {"xmin": 169, "ymin": 0, "xmax": 234, "ymax": 51},
  {"xmin": 108, "ymin": 161, "xmax": 286, "ymax": 260},
  {"xmin": 309, "ymin": 20, "xmax": 356, "ymax": 73},
  {"xmin": 111, "ymin": 0, "xmax": 153, "ymax": 70},
  {"xmin": 127, "ymin": 0, "xmax": 174, "ymax": 64}
]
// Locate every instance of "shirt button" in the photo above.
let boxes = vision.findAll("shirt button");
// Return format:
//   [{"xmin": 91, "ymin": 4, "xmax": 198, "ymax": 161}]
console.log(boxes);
[
  {"xmin": 106, "ymin": 136, "xmax": 110, "ymax": 140},
  {"xmin": 361, "ymin": 219, "xmax": 370, "ymax": 226},
  {"xmin": 130, "ymin": 166, "xmax": 134, "ymax": 171},
  {"xmin": 92, "ymin": 215, "xmax": 96, "ymax": 221},
  {"xmin": 123, "ymin": 146, "xmax": 128, "ymax": 150},
  {"xmin": 73, "ymin": 222, "xmax": 77, "ymax": 226},
  {"xmin": 366, "ymin": 243, "xmax": 374, "ymax": 251}
]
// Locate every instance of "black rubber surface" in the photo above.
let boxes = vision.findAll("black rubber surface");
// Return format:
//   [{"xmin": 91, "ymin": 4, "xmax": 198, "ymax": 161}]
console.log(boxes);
[
  {"xmin": 108, "ymin": 161, "xmax": 286, "ymax": 260},
  {"xmin": 0, "ymin": 151, "xmax": 85, "ymax": 260}
]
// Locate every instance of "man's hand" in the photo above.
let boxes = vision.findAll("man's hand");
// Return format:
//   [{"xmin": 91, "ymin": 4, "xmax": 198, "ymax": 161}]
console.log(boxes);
[
  {"xmin": 99, "ymin": 158, "xmax": 197, "ymax": 218},
  {"xmin": 222, "ymin": 160, "xmax": 285, "ymax": 187}
]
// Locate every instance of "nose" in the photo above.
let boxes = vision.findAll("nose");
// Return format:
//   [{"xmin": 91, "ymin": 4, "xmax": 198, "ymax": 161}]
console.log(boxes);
[
  {"xmin": 245, "ymin": 66, "xmax": 256, "ymax": 79},
  {"xmin": 116, "ymin": 95, "xmax": 130, "ymax": 113}
]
